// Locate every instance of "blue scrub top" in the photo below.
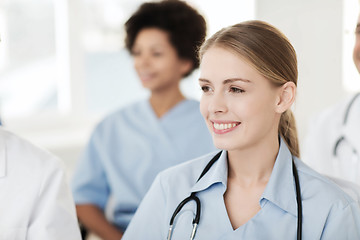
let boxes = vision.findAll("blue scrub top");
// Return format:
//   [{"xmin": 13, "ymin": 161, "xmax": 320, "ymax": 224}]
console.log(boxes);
[
  {"xmin": 123, "ymin": 138, "xmax": 360, "ymax": 239},
  {"xmin": 71, "ymin": 99, "xmax": 216, "ymax": 231}
]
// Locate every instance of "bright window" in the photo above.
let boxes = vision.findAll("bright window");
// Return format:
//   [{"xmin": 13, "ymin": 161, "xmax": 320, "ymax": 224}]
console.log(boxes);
[{"xmin": 0, "ymin": 0, "xmax": 57, "ymax": 118}]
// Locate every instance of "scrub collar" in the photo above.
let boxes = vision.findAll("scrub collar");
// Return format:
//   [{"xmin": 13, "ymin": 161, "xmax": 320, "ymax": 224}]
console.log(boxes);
[{"xmin": 190, "ymin": 138, "xmax": 298, "ymax": 216}]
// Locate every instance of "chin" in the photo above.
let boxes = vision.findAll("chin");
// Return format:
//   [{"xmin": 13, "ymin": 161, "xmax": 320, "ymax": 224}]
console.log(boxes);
[
  {"xmin": 213, "ymin": 136, "xmax": 257, "ymax": 152},
  {"xmin": 212, "ymin": 138, "xmax": 235, "ymax": 151}
]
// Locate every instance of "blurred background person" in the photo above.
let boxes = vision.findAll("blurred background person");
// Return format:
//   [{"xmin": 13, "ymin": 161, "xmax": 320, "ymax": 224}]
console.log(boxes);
[
  {"xmin": 0, "ymin": 31, "xmax": 81, "ymax": 240},
  {"xmin": 71, "ymin": 1, "xmax": 215, "ymax": 239},
  {"xmin": 303, "ymin": 12, "xmax": 360, "ymax": 184},
  {"xmin": 0, "ymin": 127, "xmax": 81, "ymax": 239}
]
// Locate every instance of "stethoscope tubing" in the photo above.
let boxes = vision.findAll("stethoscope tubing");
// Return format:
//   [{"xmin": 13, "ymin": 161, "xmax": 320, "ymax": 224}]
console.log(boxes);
[
  {"xmin": 342, "ymin": 93, "xmax": 360, "ymax": 125},
  {"xmin": 333, "ymin": 93, "xmax": 360, "ymax": 157},
  {"xmin": 167, "ymin": 152, "xmax": 222, "ymax": 240},
  {"xmin": 292, "ymin": 159, "xmax": 302, "ymax": 240}
]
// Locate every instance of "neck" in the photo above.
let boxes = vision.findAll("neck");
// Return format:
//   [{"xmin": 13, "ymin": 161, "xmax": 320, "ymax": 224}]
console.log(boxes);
[
  {"xmin": 227, "ymin": 134, "xmax": 279, "ymax": 187},
  {"xmin": 149, "ymin": 85, "xmax": 185, "ymax": 118}
]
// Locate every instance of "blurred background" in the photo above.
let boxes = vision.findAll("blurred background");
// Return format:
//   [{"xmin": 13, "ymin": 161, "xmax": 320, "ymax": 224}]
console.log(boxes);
[{"xmin": 0, "ymin": 0, "xmax": 359, "ymax": 179}]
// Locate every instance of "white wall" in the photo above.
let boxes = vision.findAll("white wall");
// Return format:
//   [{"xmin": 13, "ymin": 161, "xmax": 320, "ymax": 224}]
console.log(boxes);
[
  {"xmin": 256, "ymin": 0, "xmax": 347, "ymax": 147},
  {"xmin": 3, "ymin": 0, "xmax": 358, "ymax": 179}
]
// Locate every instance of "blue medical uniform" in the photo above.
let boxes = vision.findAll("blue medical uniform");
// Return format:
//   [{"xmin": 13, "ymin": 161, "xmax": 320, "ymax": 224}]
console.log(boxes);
[
  {"xmin": 71, "ymin": 99, "xmax": 215, "ymax": 231},
  {"xmin": 123, "ymin": 138, "xmax": 360, "ymax": 239}
]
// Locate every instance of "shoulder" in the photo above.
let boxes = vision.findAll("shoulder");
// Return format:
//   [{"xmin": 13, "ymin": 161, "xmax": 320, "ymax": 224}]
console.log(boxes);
[
  {"xmin": 0, "ymin": 128, "xmax": 62, "ymax": 167},
  {"xmin": 310, "ymin": 95, "xmax": 355, "ymax": 128},
  {"xmin": 169, "ymin": 99, "xmax": 204, "ymax": 125},
  {"xmin": 177, "ymin": 99, "xmax": 200, "ymax": 113},
  {"xmin": 183, "ymin": 99, "xmax": 200, "ymax": 107},
  {"xmin": 0, "ymin": 129, "xmax": 65, "ymax": 176},
  {"xmin": 100, "ymin": 100, "xmax": 146, "ymax": 124},
  {"xmin": 92, "ymin": 100, "xmax": 147, "ymax": 133},
  {"xmin": 295, "ymin": 158, "xmax": 356, "ymax": 207},
  {"xmin": 297, "ymin": 161, "xmax": 360, "ymax": 238},
  {"xmin": 302, "ymin": 95, "xmax": 355, "ymax": 162},
  {"xmin": 165, "ymin": 99, "xmax": 201, "ymax": 118}
]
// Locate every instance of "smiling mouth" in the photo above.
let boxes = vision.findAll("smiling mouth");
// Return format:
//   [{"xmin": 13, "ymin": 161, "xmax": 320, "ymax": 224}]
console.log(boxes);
[
  {"xmin": 139, "ymin": 74, "xmax": 154, "ymax": 81},
  {"xmin": 213, "ymin": 123, "xmax": 236, "ymax": 130},
  {"xmin": 212, "ymin": 122, "xmax": 241, "ymax": 133}
]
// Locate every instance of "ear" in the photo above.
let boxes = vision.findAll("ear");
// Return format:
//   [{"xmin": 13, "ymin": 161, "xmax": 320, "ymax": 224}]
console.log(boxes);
[
  {"xmin": 180, "ymin": 59, "xmax": 193, "ymax": 76},
  {"xmin": 275, "ymin": 81, "xmax": 296, "ymax": 114}
]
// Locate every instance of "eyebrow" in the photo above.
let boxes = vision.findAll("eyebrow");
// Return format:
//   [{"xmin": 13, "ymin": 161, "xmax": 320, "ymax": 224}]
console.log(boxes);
[{"xmin": 199, "ymin": 78, "xmax": 251, "ymax": 84}]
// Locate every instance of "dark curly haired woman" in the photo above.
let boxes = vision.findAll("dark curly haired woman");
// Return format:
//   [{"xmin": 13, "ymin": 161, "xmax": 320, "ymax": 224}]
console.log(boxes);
[{"xmin": 71, "ymin": 1, "xmax": 215, "ymax": 239}]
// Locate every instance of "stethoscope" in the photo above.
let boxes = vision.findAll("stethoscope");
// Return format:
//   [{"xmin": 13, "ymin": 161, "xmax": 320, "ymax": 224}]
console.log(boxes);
[
  {"xmin": 167, "ymin": 151, "xmax": 303, "ymax": 240},
  {"xmin": 333, "ymin": 93, "xmax": 360, "ymax": 161},
  {"xmin": 333, "ymin": 93, "xmax": 360, "ymax": 181}
]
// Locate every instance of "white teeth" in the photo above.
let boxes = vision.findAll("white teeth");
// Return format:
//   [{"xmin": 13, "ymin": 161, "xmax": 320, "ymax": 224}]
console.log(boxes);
[{"xmin": 213, "ymin": 122, "xmax": 238, "ymax": 130}]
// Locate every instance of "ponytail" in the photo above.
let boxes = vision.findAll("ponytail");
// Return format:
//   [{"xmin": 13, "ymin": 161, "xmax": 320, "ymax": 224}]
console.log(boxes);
[{"xmin": 279, "ymin": 110, "xmax": 300, "ymax": 158}]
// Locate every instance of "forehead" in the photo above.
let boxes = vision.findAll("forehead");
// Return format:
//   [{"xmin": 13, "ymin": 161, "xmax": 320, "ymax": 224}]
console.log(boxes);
[
  {"xmin": 134, "ymin": 28, "xmax": 171, "ymax": 47},
  {"xmin": 200, "ymin": 46, "xmax": 260, "ymax": 80}
]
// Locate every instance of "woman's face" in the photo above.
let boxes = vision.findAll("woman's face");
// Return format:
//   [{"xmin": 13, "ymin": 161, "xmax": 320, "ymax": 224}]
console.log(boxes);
[
  {"xmin": 353, "ymin": 15, "xmax": 360, "ymax": 73},
  {"xmin": 199, "ymin": 46, "xmax": 283, "ymax": 151},
  {"xmin": 132, "ymin": 28, "xmax": 191, "ymax": 93}
]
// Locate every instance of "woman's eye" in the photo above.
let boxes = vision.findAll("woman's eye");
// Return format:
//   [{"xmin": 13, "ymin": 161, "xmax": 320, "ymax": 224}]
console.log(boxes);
[
  {"xmin": 152, "ymin": 52, "xmax": 163, "ymax": 57},
  {"xmin": 131, "ymin": 50, "xmax": 140, "ymax": 56},
  {"xmin": 230, "ymin": 87, "xmax": 245, "ymax": 93},
  {"xmin": 201, "ymin": 86, "xmax": 211, "ymax": 92}
]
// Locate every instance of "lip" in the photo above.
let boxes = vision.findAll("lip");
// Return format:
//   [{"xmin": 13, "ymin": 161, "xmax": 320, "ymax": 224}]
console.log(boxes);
[
  {"xmin": 139, "ymin": 75, "xmax": 153, "ymax": 83},
  {"xmin": 210, "ymin": 120, "xmax": 240, "ymax": 134},
  {"xmin": 137, "ymin": 72, "xmax": 155, "ymax": 83}
]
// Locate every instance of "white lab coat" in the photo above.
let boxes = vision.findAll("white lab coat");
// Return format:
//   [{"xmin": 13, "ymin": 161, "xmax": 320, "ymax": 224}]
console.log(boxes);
[
  {"xmin": 303, "ymin": 93, "xmax": 360, "ymax": 184},
  {"xmin": 0, "ymin": 129, "xmax": 81, "ymax": 240}
]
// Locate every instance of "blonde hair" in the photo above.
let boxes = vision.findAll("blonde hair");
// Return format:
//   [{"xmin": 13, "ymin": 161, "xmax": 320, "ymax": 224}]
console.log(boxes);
[{"xmin": 199, "ymin": 20, "xmax": 300, "ymax": 157}]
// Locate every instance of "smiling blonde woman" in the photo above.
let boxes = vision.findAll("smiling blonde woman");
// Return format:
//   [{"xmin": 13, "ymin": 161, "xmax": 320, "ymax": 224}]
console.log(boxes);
[{"xmin": 123, "ymin": 20, "xmax": 360, "ymax": 240}]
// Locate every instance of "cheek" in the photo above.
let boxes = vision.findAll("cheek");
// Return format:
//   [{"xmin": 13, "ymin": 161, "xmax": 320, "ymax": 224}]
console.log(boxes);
[
  {"xmin": 242, "ymin": 94, "xmax": 276, "ymax": 119},
  {"xmin": 158, "ymin": 60, "xmax": 179, "ymax": 77},
  {"xmin": 133, "ymin": 58, "xmax": 140, "ymax": 70},
  {"xmin": 354, "ymin": 44, "xmax": 360, "ymax": 62},
  {"xmin": 354, "ymin": 38, "xmax": 360, "ymax": 56},
  {"xmin": 199, "ymin": 96, "xmax": 208, "ymax": 118},
  {"xmin": 237, "ymin": 95, "xmax": 263, "ymax": 114}
]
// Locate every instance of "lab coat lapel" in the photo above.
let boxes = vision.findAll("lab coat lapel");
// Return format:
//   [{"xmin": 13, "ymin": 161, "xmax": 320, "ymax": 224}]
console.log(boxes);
[{"xmin": 0, "ymin": 136, "xmax": 6, "ymax": 178}]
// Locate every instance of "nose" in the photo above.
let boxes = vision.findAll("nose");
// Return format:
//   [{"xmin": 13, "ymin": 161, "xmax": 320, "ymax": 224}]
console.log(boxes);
[
  {"xmin": 134, "ymin": 53, "xmax": 150, "ymax": 69},
  {"xmin": 207, "ymin": 91, "xmax": 227, "ymax": 114}
]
